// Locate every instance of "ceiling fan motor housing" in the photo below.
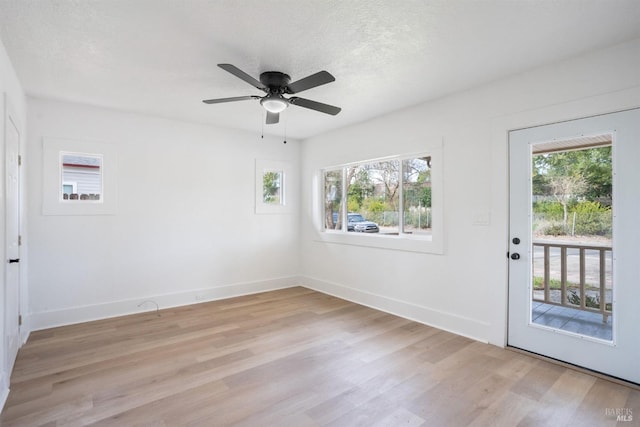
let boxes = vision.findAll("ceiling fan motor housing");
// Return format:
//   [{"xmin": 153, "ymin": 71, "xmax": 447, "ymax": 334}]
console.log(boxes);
[{"xmin": 260, "ymin": 71, "xmax": 291, "ymax": 94}]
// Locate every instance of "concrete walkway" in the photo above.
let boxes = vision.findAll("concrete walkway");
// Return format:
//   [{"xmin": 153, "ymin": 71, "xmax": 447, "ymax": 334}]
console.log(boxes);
[{"xmin": 531, "ymin": 301, "xmax": 612, "ymax": 341}]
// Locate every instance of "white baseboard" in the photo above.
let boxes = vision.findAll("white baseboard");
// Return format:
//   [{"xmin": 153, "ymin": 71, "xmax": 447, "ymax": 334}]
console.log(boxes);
[
  {"xmin": 301, "ymin": 276, "xmax": 490, "ymax": 343},
  {"xmin": 20, "ymin": 327, "xmax": 29, "ymax": 347},
  {"xmin": 29, "ymin": 276, "xmax": 301, "ymax": 331},
  {"xmin": 27, "ymin": 275, "xmax": 491, "ymax": 344},
  {"xmin": 0, "ymin": 371, "xmax": 8, "ymax": 414}
]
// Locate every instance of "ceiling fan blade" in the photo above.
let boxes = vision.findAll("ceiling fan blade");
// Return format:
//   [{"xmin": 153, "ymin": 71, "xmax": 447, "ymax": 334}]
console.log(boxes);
[
  {"xmin": 285, "ymin": 71, "xmax": 335, "ymax": 94},
  {"xmin": 266, "ymin": 111, "xmax": 280, "ymax": 124},
  {"xmin": 289, "ymin": 97, "xmax": 341, "ymax": 115},
  {"xmin": 202, "ymin": 95, "xmax": 260, "ymax": 104},
  {"xmin": 218, "ymin": 64, "xmax": 267, "ymax": 92}
]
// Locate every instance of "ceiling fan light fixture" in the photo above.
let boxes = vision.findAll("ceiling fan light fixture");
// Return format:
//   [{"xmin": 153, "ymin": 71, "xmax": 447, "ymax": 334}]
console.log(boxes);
[{"xmin": 260, "ymin": 95, "xmax": 288, "ymax": 113}]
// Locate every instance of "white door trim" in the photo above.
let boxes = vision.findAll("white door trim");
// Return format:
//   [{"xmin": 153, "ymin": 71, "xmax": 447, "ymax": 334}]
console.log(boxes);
[{"xmin": 488, "ymin": 86, "xmax": 640, "ymax": 348}]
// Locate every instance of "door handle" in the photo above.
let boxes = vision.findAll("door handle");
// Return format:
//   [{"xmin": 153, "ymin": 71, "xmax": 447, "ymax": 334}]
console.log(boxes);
[
  {"xmin": 7, "ymin": 258, "xmax": 20, "ymax": 263},
  {"xmin": 510, "ymin": 253, "xmax": 520, "ymax": 260}
]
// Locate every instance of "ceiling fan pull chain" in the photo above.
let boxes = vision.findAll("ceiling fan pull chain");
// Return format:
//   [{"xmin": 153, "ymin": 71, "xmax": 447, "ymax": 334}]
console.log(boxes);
[{"xmin": 283, "ymin": 112, "xmax": 287, "ymax": 144}]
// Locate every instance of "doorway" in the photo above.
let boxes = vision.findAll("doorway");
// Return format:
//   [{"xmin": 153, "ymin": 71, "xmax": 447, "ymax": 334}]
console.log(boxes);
[
  {"xmin": 508, "ymin": 108, "xmax": 640, "ymax": 384},
  {"xmin": 4, "ymin": 97, "xmax": 21, "ymax": 375}
]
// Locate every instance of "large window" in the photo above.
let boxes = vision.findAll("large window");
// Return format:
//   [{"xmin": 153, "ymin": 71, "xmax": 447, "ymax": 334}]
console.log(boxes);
[{"xmin": 324, "ymin": 154, "xmax": 434, "ymax": 238}]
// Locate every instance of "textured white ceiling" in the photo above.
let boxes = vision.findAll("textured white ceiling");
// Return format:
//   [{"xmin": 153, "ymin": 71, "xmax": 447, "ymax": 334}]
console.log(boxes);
[{"xmin": 1, "ymin": 0, "xmax": 639, "ymax": 140}]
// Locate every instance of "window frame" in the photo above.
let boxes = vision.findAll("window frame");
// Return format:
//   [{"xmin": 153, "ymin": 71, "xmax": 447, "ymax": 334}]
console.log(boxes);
[
  {"xmin": 255, "ymin": 159, "xmax": 292, "ymax": 214},
  {"xmin": 42, "ymin": 138, "xmax": 118, "ymax": 216},
  {"xmin": 317, "ymin": 146, "xmax": 443, "ymax": 254}
]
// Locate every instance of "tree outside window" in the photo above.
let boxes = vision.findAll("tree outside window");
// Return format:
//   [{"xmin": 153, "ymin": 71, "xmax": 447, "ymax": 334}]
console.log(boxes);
[
  {"xmin": 262, "ymin": 171, "xmax": 283, "ymax": 205},
  {"xmin": 324, "ymin": 169, "xmax": 343, "ymax": 230},
  {"xmin": 402, "ymin": 156, "xmax": 432, "ymax": 234},
  {"xmin": 347, "ymin": 161, "xmax": 399, "ymax": 234},
  {"xmin": 532, "ymin": 145, "xmax": 612, "ymax": 238}
]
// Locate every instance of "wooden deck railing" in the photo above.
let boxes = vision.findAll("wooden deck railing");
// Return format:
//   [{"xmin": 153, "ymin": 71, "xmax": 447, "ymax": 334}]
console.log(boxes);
[{"xmin": 532, "ymin": 241, "xmax": 612, "ymax": 323}]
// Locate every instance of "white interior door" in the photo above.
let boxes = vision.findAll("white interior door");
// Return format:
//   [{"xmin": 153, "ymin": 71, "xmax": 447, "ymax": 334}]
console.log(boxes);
[
  {"xmin": 508, "ymin": 108, "xmax": 640, "ymax": 384},
  {"xmin": 4, "ymin": 103, "xmax": 20, "ymax": 375}
]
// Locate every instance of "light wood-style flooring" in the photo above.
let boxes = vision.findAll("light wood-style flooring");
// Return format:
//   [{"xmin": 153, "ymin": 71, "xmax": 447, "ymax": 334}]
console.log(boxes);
[{"xmin": 1, "ymin": 287, "xmax": 638, "ymax": 426}]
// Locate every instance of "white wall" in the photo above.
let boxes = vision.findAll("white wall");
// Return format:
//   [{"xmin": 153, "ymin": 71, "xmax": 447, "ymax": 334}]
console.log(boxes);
[
  {"xmin": 26, "ymin": 99, "xmax": 301, "ymax": 330},
  {"xmin": 299, "ymin": 38, "xmax": 640, "ymax": 346},
  {"xmin": 16, "ymin": 36, "xmax": 640, "ymax": 363},
  {"xmin": 0, "ymin": 38, "xmax": 27, "ymax": 411}
]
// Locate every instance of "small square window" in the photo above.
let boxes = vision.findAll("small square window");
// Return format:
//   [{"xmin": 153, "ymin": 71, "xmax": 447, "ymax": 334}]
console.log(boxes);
[
  {"xmin": 43, "ymin": 138, "xmax": 117, "ymax": 215},
  {"xmin": 255, "ymin": 159, "xmax": 292, "ymax": 214}
]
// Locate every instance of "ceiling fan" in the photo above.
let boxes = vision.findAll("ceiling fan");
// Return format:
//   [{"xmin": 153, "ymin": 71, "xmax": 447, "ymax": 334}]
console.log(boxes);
[{"xmin": 203, "ymin": 64, "xmax": 341, "ymax": 124}]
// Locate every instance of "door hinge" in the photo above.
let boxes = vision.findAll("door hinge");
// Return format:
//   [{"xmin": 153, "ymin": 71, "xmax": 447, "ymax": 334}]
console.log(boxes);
[
  {"xmin": 18, "ymin": 155, "xmax": 22, "ymax": 166},
  {"xmin": 18, "ymin": 235, "xmax": 22, "ymax": 246},
  {"xmin": 18, "ymin": 315, "xmax": 22, "ymax": 326}
]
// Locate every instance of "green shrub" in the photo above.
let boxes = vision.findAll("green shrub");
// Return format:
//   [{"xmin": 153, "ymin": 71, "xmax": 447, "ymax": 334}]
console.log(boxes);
[
  {"xmin": 362, "ymin": 198, "xmax": 386, "ymax": 213},
  {"xmin": 533, "ymin": 276, "xmax": 561, "ymax": 289},
  {"xmin": 532, "ymin": 201, "xmax": 564, "ymax": 221},
  {"xmin": 572, "ymin": 201, "xmax": 612, "ymax": 237},
  {"xmin": 533, "ymin": 277, "xmax": 579, "ymax": 290},
  {"xmin": 347, "ymin": 196, "xmax": 360, "ymax": 212},
  {"xmin": 573, "ymin": 201, "xmax": 612, "ymax": 236},
  {"xmin": 567, "ymin": 290, "xmax": 611, "ymax": 311},
  {"xmin": 543, "ymin": 222, "xmax": 567, "ymax": 236}
]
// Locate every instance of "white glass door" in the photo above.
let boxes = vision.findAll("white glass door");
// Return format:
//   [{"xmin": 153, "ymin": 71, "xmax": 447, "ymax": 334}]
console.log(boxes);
[{"xmin": 508, "ymin": 108, "xmax": 640, "ymax": 384}]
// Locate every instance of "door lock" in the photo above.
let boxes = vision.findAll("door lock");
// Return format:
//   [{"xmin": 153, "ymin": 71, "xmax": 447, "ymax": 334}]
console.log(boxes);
[
  {"xmin": 7, "ymin": 258, "xmax": 20, "ymax": 263},
  {"xmin": 510, "ymin": 253, "xmax": 520, "ymax": 260}
]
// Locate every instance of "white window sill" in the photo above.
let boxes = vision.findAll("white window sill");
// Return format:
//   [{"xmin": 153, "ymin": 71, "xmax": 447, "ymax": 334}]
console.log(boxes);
[{"xmin": 316, "ymin": 230, "xmax": 443, "ymax": 254}]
